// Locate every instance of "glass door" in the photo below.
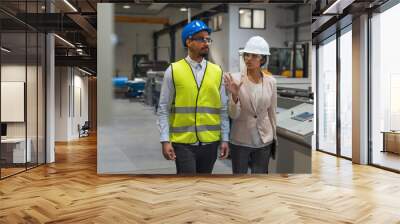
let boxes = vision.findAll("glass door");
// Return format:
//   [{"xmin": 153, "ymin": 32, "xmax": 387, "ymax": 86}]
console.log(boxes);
[
  {"xmin": 370, "ymin": 2, "xmax": 400, "ymax": 171},
  {"xmin": 317, "ymin": 35, "xmax": 337, "ymax": 155},
  {"xmin": 339, "ymin": 26, "xmax": 353, "ymax": 159}
]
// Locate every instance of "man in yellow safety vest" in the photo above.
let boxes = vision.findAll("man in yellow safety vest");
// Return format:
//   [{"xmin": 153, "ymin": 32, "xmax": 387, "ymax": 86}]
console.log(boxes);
[{"xmin": 157, "ymin": 20, "xmax": 230, "ymax": 174}]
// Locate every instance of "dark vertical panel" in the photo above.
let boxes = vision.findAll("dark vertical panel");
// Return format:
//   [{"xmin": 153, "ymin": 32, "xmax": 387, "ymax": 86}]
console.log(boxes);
[
  {"xmin": 36, "ymin": 0, "xmax": 39, "ymax": 167},
  {"xmin": 0, "ymin": 17, "xmax": 2, "ymax": 179},
  {"xmin": 169, "ymin": 28, "xmax": 176, "ymax": 62},
  {"xmin": 153, "ymin": 33, "xmax": 158, "ymax": 61},
  {"xmin": 367, "ymin": 11, "xmax": 373, "ymax": 165},
  {"xmin": 292, "ymin": 7, "xmax": 299, "ymax": 78},
  {"xmin": 315, "ymin": 44, "xmax": 319, "ymax": 151},
  {"xmin": 25, "ymin": 0, "xmax": 28, "ymax": 171},
  {"xmin": 336, "ymin": 28, "xmax": 341, "ymax": 157}
]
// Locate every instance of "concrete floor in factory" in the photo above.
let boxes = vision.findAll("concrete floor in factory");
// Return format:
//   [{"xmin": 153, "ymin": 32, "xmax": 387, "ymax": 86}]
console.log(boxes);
[{"xmin": 108, "ymin": 98, "xmax": 232, "ymax": 174}]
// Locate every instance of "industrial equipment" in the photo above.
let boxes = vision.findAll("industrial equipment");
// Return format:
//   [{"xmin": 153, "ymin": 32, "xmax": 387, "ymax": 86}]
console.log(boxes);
[
  {"xmin": 134, "ymin": 56, "xmax": 168, "ymax": 78},
  {"xmin": 112, "ymin": 76, "xmax": 129, "ymax": 98},
  {"xmin": 126, "ymin": 78, "xmax": 146, "ymax": 98},
  {"xmin": 269, "ymin": 101, "xmax": 313, "ymax": 173},
  {"xmin": 144, "ymin": 71, "xmax": 165, "ymax": 111},
  {"xmin": 268, "ymin": 77, "xmax": 314, "ymax": 173}
]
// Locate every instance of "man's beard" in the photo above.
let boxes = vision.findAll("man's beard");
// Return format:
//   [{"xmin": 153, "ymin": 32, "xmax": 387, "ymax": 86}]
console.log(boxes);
[
  {"xmin": 200, "ymin": 52, "xmax": 208, "ymax": 57},
  {"xmin": 200, "ymin": 52, "xmax": 208, "ymax": 58}
]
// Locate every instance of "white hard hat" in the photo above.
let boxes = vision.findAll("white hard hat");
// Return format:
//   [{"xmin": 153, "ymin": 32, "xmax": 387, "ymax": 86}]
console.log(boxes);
[{"xmin": 241, "ymin": 36, "xmax": 270, "ymax": 55}]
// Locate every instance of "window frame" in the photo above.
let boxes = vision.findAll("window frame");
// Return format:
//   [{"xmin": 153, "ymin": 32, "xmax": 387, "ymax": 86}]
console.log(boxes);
[{"xmin": 238, "ymin": 8, "xmax": 266, "ymax": 30}]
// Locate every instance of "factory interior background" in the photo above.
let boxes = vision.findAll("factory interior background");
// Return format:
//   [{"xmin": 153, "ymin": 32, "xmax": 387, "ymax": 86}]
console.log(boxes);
[
  {"xmin": 97, "ymin": 3, "xmax": 312, "ymax": 174},
  {"xmin": 0, "ymin": 0, "xmax": 400, "ymax": 223}
]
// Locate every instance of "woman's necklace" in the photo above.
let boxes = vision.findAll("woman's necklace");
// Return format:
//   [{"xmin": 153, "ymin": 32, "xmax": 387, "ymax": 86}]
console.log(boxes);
[{"xmin": 247, "ymin": 72, "xmax": 262, "ymax": 84}]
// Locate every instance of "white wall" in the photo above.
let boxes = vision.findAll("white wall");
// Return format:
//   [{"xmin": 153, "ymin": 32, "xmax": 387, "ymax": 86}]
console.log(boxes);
[
  {"xmin": 115, "ymin": 23, "xmax": 163, "ymax": 78},
  {"xmin": 227, "ymin": 4, "xmax": 294, "ymax": 72},
  {"xmin": 114, "ymin": 6, "xmax": 202, "ymax": 75},
  {"xmin": 55, "ymin": 67, "xmax": 89, "ymax": 141},
  {"xmin": 72, "ymin": 74, "xmax": 89, "ymax": 138},
  {"xmin": 298, "ymin": 4, "xmax": 312, "ymax": 42},
  {"xmin": 157, "ymin": 32, "xmax": 171, "ymax": 62},
  {"xmin": 55, "ymin": 67, "xmax": 69, "ymax": 141},
  {"xmin": 209, "ymin": 12, "xmax": 230, "ymax": 71},
  {"xmin": 155, "ymin": 7, "xmax": 210, "ymax": 64},
  {"xmin": 1, "ymin": 63, "xmax": 47, "ymax": 164},
  {"xmin": 175, "ymin": 28, "xmax": 186, "ymax": 61},
  {"xmin": 157, "ymin": 28, "xmax": 188, "ymax": 63},
  {"xmin": 1, "ymin": 65, "xmax": 36, "ymax": 138},
  {"xmin": 1, "ymin": 65, "xmax": 26, "ymax": 82}
]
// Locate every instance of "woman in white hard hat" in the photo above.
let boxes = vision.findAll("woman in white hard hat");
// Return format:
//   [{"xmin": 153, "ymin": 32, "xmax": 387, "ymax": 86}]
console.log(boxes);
[{"xmin": 224, "ymin": 36, "xmax": 277, "ymax": 174}]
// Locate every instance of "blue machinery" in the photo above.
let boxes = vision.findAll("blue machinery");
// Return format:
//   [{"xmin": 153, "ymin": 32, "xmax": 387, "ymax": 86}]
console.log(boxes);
[
  {"xmin": 112, "ymin": 76, "xmax": 146, "ymax": 98},
  {"xmin": 126, "ymin": 80, "xmax": 146, "ymax": 97}
]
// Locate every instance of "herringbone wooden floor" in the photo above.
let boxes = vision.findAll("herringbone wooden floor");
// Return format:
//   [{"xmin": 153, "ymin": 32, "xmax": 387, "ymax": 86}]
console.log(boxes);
[{"xmin": 1, "ymin": 135, "xmax": 400, "ymax": 224}]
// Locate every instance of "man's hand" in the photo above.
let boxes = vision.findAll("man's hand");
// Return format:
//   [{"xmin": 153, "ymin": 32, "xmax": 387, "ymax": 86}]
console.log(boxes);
[
  {"xmin": 162, "ymin": 142, "xmax": 176, "ymax": 160},
  {"xmin": 219, "ymin": 142, "xmax": 229, "ymax": 159}
]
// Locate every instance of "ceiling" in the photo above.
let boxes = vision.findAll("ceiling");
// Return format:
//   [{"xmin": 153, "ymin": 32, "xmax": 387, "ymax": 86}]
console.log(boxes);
[{"xmin": 1, "ymin": 0, "xmax": 312, "ymax": 74}]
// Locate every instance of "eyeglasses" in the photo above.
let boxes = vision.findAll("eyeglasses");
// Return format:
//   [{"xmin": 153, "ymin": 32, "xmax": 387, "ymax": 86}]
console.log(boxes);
[
  {"xmin": 190, "ymin": 37, "xmax": 213, "ymax": 44},
  {"xmin": 243, "ymin": 53, "xmax": 262, "ymax": 59}
]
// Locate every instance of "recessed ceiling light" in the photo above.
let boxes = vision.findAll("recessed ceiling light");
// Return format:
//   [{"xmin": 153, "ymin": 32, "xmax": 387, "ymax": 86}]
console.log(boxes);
[
  {"xmin": 78, "ymin": 67, "xmax": 93, "ymax": 76},
  {"xmin": 123, "ymin": 5, "xmax": 131, "ymax": 9},
  {"xmin": 63, "ymin": 0, "xmax": 78, "ymax": 12},
  {"xmin": 180, "ymin": 7, "xmax": 188, "ymax": 12},
  {"xmin": 1, "ymin": 47, "xmax": 11, "ymax": 53},
  {"xmin": 54, "ymin": 34, "xmax": 75, "ymax": 48},
  {"xmin": 322, "ymin": 0, "xmax": 344, "ymax": 15}
]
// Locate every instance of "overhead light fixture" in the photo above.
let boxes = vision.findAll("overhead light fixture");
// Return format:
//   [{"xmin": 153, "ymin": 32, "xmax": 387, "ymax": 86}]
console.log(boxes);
[
  {"xmin": 1, "ymin": 47, "xmax": 11, "ymax": 53},
  {"xmin": 41, "ymin": 5, "xmax": 46, "ymax": 10},
  {"xmin": 123, "ymin": 5, "xmax": 131, "ymax": 9},
  {"xmin": 63, "ymin": 0, "xmax": 78, "ymax": 12},
  {"xmin": 322, "ymin": 0, "xmax": 350, "ymax": 15},
  {"xmin": 78, "ymin": 67, "xmax": 93, "ymax": 76},
  {"xmin": 180, "ymin": 7, "xmax": 188, "ymax": 12},
  {"xmin": 54, "ymin": 34, "xmax": 75, "ymax": 48},
  {"xmin": 76, "ymin": 48, "xmax": 83, "ymax": 52}
]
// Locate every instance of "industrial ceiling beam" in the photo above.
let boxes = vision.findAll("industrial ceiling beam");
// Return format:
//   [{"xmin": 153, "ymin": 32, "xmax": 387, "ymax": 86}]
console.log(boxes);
[
  {"xmin": 4, "ymin": 13, "xmax": 83, "ymax": 32},
  {"xmin": 277, "ymin": 21, "xmax": 312, "ymax": 29},
  {"xmin": 67, "ymin": 13, "xmax": 97, "ymax": 39},
  {"xmin": 153, "ymin": 4, "xmax": 228, "ymax": 37},
  {"xmin": 115, "ymin": 16, "xmax": 169, "ymax": 25},
  {"xmin": 147, "ymin": 3, "xmax": 168, "ymax": 11},
  {"xmin": 55, "ymin": 55, "xmax": 96, "ymax": 69}
]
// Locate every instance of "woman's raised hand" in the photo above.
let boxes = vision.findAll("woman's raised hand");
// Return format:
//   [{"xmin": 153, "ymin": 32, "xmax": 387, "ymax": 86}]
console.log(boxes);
[{"xmin": 223, "ymin": 73, "xmax": 243, "ymax": 97}]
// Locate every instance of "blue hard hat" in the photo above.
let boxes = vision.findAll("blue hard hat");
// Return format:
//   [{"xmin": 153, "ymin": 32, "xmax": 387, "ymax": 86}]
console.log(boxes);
[{"xmin": 181, "ymin": 20, "xmax": 212, "ymax": 47}]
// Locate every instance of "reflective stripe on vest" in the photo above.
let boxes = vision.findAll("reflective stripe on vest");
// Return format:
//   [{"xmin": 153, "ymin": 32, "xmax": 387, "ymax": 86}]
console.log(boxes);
[
  {"xmin": 171, "ymin": 106, "xmax": 220, "ymax": 114},
  {"xmin": 170, "ymin": 125, "xmax": 221, "ymax": 133},
  {"xmin": 169, "ymin": 59, "xmax": 222, "ymax": 144}
]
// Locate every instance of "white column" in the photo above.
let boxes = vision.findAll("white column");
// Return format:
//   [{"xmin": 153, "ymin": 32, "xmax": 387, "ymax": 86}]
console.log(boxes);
[
  {"xmin": 46, "ymin": 33, "xmax": 55, "ymax": 163},
  {"xmin": 97, "ymin": 3, "xmax": 115, "ymax": 173},
  {"xmin": 352, "ymin": 14, "xmax": 369, "ymax": 164}
]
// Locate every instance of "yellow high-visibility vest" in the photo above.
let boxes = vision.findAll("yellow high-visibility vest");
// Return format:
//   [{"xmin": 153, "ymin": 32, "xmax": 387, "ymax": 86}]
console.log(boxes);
[{"xmin": 169, "ymin": 59, "xmax": 222, "ymax": 144}]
